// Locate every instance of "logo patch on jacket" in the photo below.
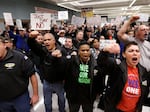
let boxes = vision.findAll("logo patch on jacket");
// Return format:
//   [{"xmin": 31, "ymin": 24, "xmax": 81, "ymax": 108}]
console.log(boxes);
[{"xmin": 5, "ymin": 63, "xmax": 15, "ymax": 69}]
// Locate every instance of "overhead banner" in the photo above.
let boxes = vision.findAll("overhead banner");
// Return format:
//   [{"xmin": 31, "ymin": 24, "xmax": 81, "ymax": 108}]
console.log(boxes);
[
  {"xmin": 3, "ymin": 12, "xmax": 14, "ymax": 26},
  {"xmin": 71, "ymin": 15, "xmax": 85, "ymax": 26},
  {"xmin": 81, "ymin": 8, "xmax": 93, "ymax": 18},
  {"xmin": 30, "ymin": 13, "xmax": 51, "ymax": 30}
]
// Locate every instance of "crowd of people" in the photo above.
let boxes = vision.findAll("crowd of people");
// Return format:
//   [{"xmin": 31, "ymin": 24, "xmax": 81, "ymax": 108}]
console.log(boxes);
[{"xmin": 0, "ymin": 15, "xmax": 150, "ymax": 112}]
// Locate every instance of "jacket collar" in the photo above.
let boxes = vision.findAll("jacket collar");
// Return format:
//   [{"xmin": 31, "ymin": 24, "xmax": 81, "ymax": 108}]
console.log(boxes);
[
  {"xmin": 119, "ymin": 60, "xmax": 144, "ymax": 83},
  {"xmin": 2, "ymin": 49, "xmax": 13, "ymax": 61}
]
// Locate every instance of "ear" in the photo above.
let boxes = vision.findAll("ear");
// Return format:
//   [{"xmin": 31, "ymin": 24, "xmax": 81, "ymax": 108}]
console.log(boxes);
[
  {"xmin": 122, "ymin": 52, "xmax": 126, "ymax": 58},
  {"xmin": 2, "ymin": 42, "xmax": 7, "ymax": 48},
  {"xmin": 78, "ymin": 51, "xmax": 80, "ymax": 56}
]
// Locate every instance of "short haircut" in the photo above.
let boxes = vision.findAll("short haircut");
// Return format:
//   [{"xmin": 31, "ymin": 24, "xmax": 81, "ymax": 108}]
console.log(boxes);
[
  {"xmin": 91, "ymin": 38, "xmax": 99, "ymax": 43},
  {"xmin": 76, "ymin": 30, "xmax": 83, "ymax": 35},
  {"xmin": 123, "ymin": 41, "xmax": 138, "ymax": 53},
  {"xmin": 0, "ymin": 36, "xmax": 6, "ymax": 43},
  {"xmin": 44, "ymin": 33, "xmax": 55, "ymax": 40},
  {"xmin": 66, "ymin": 36, "xmax": 72, "ymax": 39},
  {"xmin": 78, "ymin": 41, "xmax": 90, "ymax": 48},
  {"xmin": 4, "ymin": 37, "xmax": 14, "ymax": 43}
]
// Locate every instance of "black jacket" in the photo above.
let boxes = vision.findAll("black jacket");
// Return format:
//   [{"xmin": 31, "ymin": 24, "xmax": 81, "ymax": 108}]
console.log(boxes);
[
  {"xmin": 0, "ymin": 49, "xmax": 35, "ymax": 100},
  {"xmin": 65, "ymin": 54, "xmax": 96, "ymax": 103},
  {"xmin": 97, "ymin": 51, "xmax": 150, "ymax": 112},
  {"xmin": 27, "ymin": 38, "xmax": 66, "ymax": 83}
]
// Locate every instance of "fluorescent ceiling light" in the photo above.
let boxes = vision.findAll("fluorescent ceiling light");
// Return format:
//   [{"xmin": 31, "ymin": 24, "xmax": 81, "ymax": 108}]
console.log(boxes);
[
  {"xmin": 70, "ymin": 2, "xmax": 81, "ymax": 6},
  {"xmin": 122, "ymin": 7, "xmax": 128, "ymax": 11},
  {"xmin": 94, "ymin": 6, "xmax": 126, "ymax": 11},
  {"xmin": 58, "ymin": 0, "xmax": 91, "ymax": 5},
  {"xmin": 129, "ymin": 0, "xmax": 136, "ymax": 7},
  {"xmin": 78, "ymin": 0, "xmax": 128, "ymax": 6},
  {"xmin": 122, "ymin": 6, "xmax": 141, "ymax": 11},
  {"xmin": 132, "ymin": 6, "xmax": 142, "ymax": 10},
  {"xmin": 59, "ymin": 0, "xmax": 129, "ymax": 6}
]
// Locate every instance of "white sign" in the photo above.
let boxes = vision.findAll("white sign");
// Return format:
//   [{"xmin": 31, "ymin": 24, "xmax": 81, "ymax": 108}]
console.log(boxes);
[
  {"xmin": 71, "ymin": 15, "xmax": 85, "ymax": 26},
  {"xmin": 30, "ymin": 13, "xmax": 51, "ymax": 30},
  {"xmin": 3, "ymin": 12, "xmax": 14, "ymax": 26},
  {"xmin": 0, "ymin": 22, "xmax": 5, "ymax": 34},
  {"xmin": 86, "ymin": 15, "xmax": 101, "ymax": 26},
  {"xmin": 138, "ymin": 13, "xmax": 149, "ymax": 22},
  {"xmin": 100, "ymin": 39, "xmax": 116, "ymax": 50},
  {"xmin": 110, "ymin": 18, "xmax": 115, "ymax": 25},
  {"xmin": 101, "ymin": 17, "xmax": 107, "ymax": 24},
  {"xmin": 16, "ymin": 19, "xmax": 23, "ymax": 29},
  {"xmin": 114, "ymin": 16, "xmax": 123, "ymax": 26},
  {"xmin": 58, "ymin": 11, "xmax": 68, "ymax": 20}
]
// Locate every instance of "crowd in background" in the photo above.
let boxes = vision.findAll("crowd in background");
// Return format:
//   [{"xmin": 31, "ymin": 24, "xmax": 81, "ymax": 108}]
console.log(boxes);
[{"xmin": 0, "ymin": 15, "xmax": 150, "ymax": 112}]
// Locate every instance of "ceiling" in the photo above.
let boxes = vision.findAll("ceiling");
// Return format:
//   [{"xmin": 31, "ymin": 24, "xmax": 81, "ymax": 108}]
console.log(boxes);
[{"xmin": 40, "ymin": 0, "xmax": 150, "ymax": 17}]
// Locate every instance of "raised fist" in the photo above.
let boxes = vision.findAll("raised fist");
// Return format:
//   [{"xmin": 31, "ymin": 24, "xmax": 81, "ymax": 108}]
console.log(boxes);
[
  {"xmin": 29, "ymin": 31, "xmax": 39, "ymax": 38},
  {"xmin": 130, "ymin": 15, "xmax": 140, "ymax": 23}
]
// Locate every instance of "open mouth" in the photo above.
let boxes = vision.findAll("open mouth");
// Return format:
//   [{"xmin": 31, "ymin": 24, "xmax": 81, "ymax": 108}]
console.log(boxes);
[
  {"xmin": 131, "ymin": 57, "xmax": 138, "ymax": 64},
  {"xmin": 132, "ymin": 57, "xmax": 137, "ymax": 61},
  {"xmin": 81, "ymin": 55, "xmax": 90, "ymax": 61},
  {"xmin": 144, "ymin": 34, "xmax": 148, "ymax": 40},
  {"xmin": 83, "ymin": 55, "xmax": 89, "ymax": 58},
  {"xmin": 45, "ymin": 44, "xmax": 50, "ymax": 47},
  {"xmin": 145, "ymin": 33, "xmax": 148, "ymax": 36}
]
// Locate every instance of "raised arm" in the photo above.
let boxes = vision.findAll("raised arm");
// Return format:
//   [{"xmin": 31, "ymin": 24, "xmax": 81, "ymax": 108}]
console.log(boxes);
[
  {"xmin": 97, "ymin": 43, "xmax": 120, "ymax": 75},
  {"xmin": 117, "ymin": 15, "xmax": 140, "ymax": 42},
  {"xmin": 97, "ymin": 43, "xmax": 120, "ymax": 66},
  {"xmin": 28, "ymin": 31, "xmax": 46, "ymax": 57}
]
